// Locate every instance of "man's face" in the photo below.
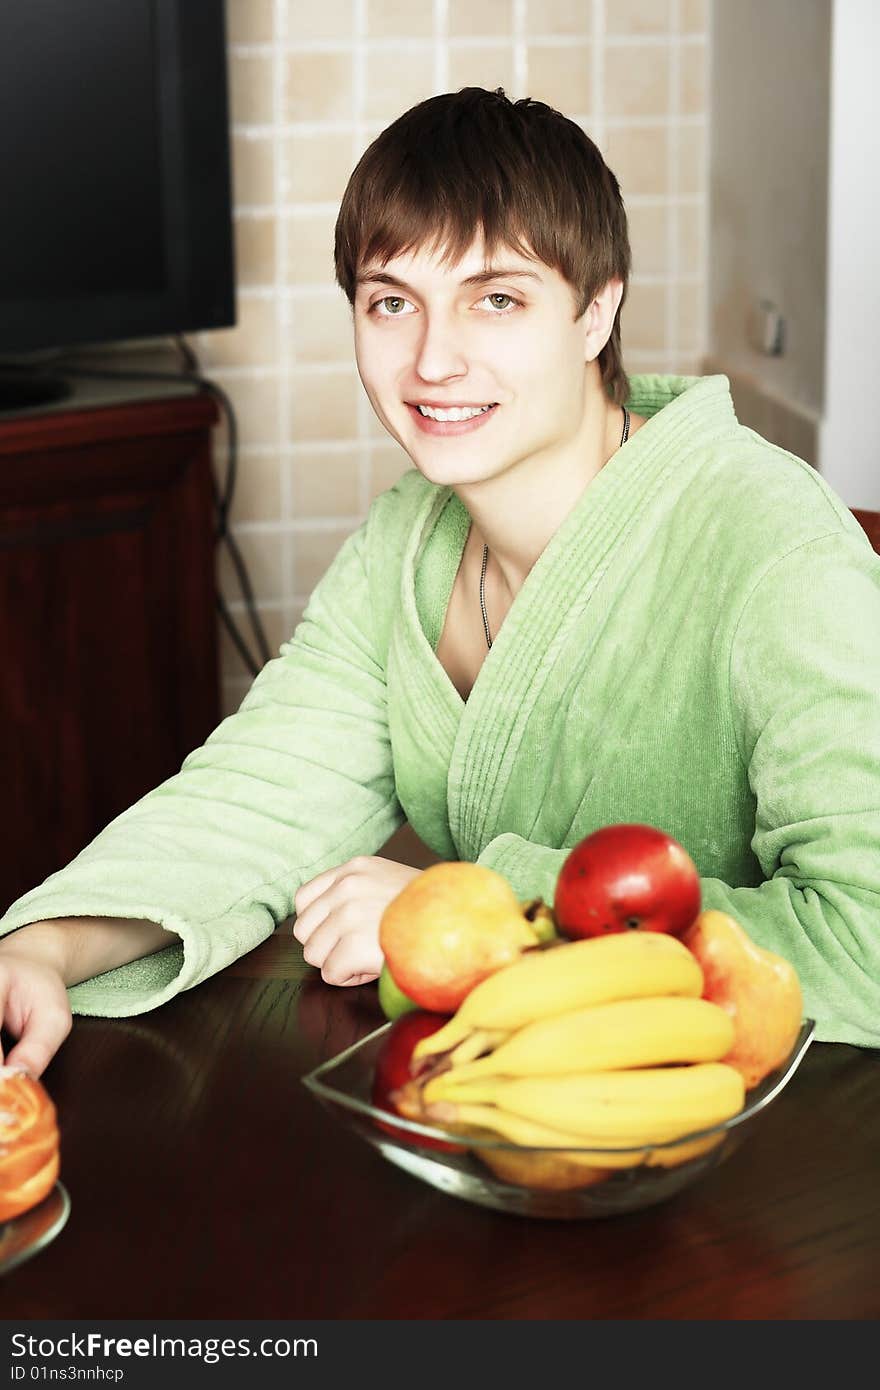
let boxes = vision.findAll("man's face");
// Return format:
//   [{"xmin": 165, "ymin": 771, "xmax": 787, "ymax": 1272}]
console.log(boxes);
[{"xmin": 352, "ymin": 235, "xmax": 593, "ymax": 489}]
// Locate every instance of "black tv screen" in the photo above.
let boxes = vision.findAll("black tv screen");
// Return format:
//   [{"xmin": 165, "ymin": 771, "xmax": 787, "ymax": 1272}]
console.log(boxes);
[{"xmin": 0, "ymin": 0, "xmax": 235, "ymax": 357}]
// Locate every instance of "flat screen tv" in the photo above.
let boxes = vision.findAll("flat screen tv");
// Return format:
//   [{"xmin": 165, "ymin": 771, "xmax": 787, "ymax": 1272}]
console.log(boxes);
[{"xmin": 0, "ymin": 0, "xmax": 235, "ymax": 411}]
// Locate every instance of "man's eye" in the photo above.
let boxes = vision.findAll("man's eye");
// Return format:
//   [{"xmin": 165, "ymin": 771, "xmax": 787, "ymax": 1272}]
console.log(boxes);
[
  {"xmin": 482, "ymin": 293, "xmax": 517, "ymax": 312},
  {"xmin": 373, "ymin": 296, "xmax": 412, "ymax": 315}
]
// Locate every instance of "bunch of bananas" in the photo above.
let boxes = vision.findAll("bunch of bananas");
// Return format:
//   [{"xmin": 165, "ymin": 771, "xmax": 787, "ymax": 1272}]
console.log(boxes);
[{"xmin": 393, "ymin": 933, "xmax": 745, "ymax": 1185}]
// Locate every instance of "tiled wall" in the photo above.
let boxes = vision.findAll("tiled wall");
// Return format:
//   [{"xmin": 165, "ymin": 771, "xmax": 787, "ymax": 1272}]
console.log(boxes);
[{"xmin": 202, "ymin": 0, "xmax": 709, "ymax": 715}]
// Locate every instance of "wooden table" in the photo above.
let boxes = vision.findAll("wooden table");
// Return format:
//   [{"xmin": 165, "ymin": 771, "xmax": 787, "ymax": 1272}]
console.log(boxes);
[{"xmin": 3, "ymin": 929, "xmax": 879, "ymax": 1320}]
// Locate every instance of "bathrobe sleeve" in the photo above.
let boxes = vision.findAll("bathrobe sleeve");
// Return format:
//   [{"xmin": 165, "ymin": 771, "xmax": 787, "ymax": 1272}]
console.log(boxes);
[
  {"xmin": 477, "ymin": 531, "xmax": 880, "ymax": 1049},
  {"xmin": 0, "ymin": 512, "xmax": 405, "ymax": 1017}
]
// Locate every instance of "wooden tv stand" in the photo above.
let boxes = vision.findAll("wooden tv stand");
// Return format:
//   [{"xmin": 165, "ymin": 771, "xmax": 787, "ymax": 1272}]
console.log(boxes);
[{"xmin": 0, "ymin": 385, "xmax": 221, "ymax": 914}]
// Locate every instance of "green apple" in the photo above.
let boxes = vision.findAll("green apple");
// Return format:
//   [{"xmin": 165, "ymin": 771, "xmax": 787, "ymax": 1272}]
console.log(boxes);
[{"xmin": 377, "ymin": 961, "xmax": 420, "ymax": 1021}]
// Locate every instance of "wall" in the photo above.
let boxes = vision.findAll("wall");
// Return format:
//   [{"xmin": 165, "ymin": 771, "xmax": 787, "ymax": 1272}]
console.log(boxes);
[
  {"xmin": 203, "ymin": 0, "xmax": 710, "ymax": 716},
  {"xmin": 703, "ymin": 0, "xmax": 832, "ymax": 467},
  {"xmin": 817, "ymin": 0, "xmax": 880, "ymax": 506}
]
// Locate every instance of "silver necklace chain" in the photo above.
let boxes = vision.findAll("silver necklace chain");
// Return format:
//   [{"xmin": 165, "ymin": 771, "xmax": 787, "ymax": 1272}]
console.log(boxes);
[{"xmin": 479, "ymin": 405, "xmax": 631, "ymax": 650}]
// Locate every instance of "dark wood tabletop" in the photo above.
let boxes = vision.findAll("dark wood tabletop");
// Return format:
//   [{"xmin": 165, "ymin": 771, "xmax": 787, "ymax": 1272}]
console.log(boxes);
[{"xmin": 3, "ymin": 927, "xmax": 879, "ymax": 1320}]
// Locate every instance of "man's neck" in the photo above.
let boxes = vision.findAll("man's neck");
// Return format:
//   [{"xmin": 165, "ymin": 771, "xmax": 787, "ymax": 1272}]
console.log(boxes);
[{"xmin": 454, "ymin": 392, "xmax": 636, "ymax": 601}]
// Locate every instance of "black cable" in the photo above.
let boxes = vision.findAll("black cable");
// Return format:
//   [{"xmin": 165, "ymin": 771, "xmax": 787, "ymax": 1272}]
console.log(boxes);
[{"xmin": 15, "ymin": 338, "xmax": 273, "ymax": 677}]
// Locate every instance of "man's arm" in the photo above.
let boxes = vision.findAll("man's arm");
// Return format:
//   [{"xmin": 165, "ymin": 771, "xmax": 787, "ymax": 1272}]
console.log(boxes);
[
  {"xmin": 0, "ymin": 476, "xmax": 423, "ymax": 1020},
  {"xmin": 0, "ymin": 918, "xmax": 177, "ymax": 1076},
  {"xmin": 0, "ymin": 917, "xmax": 175, "ymax": 985}
]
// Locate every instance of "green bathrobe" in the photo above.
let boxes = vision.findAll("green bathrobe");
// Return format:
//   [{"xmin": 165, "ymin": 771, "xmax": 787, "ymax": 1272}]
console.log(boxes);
[{"xmin": 2, "ymin": 374, "xmax": 879, "ymax": 1046}]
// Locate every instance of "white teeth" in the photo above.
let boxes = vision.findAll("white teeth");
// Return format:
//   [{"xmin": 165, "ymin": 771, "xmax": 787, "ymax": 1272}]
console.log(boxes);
[{"xmin": 417, "ymin": 404, "xmax": 493, "ymax": 422}]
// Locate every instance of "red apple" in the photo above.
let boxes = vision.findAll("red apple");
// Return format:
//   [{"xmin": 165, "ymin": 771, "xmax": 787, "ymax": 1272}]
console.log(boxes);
[
  {"xmin": 371, "ymin": 1013, "xmax": 466, "ymax": 1154},
  {"xmin": 554, "ymin": 823, "xmax": 701, "ymax": 940}
]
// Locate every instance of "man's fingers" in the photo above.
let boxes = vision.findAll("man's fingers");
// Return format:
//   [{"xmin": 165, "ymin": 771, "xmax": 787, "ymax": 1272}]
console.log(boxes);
[
  {"xmin": 293, "ymin": 876, "xmax": 359, "ymax": 944},
  {"xmin": 3, "ymin": 1009, "xmax": 70, "ymax": 1080},
  {"xmin": 301, "ymin": 918, "xmax": 340, "ymax": 970},
  {"xmin": 321, "ymin": 934, "xmax": 383, "ymax": 987},
  {"xmin": 294, "ymin": 865, "xmax": 344, "ymax": 917},
  {"xmin": 4, "ymin": 1036, "xmax": 53, "ymax": 1080},
  {"xmin": 292, "ymin": 900, "xmax": 329, "ymax": 945}
]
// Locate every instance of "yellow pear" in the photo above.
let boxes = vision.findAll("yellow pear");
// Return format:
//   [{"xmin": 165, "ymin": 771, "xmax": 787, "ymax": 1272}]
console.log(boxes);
[
  {"xmin": 682, "ymin": 910, "xmax": 803, "ymax": 1089},
  {"xmin": 379, "ymin": 862, "xmax": 541, "ymax": 1013}
]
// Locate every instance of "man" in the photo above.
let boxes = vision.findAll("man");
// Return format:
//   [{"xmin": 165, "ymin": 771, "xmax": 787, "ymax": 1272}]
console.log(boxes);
[{"xmin": 2, "ymin": 88, "xmax": 879, "ymax": 1077}]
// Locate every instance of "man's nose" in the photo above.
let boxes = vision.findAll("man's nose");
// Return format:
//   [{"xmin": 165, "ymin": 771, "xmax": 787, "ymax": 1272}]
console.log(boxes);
[{"xmin": 414, "ymin": 313, "xmax": 467, "ymax": 382}]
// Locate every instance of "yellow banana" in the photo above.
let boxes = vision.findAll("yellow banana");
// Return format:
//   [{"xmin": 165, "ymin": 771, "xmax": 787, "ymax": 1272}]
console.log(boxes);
[
  {"xmin": 427, "ymin": 1097, "xmax": 613, "ymax": 1152},
  {"xmin": 426, "ymin": 1062, "xmax": 745, "ymax": 1144},
  {"xmin": 425, "ymin": 996, "xmax": 734, "ymax": 1091},
  {"xmin": 440, "ymin": 1090, "xmax": 609, "ymax": 1189},
  {"xmin": 412, "ymin": 931, "xmax": 704, "ymax": 1062},
  {"xmin": 444, "ymin": 1029, "xmax": 510, "ymax": 1068},
  {"xmin": 426, "ymin": 1100, "xmax": 725, "ymax": 1171}
]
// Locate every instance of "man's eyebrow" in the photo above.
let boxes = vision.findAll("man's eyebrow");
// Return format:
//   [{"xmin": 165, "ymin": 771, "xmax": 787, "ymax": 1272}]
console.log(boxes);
[{"xmin": 355, "ymin": 266, "xmax": 544, "ymax": 291}]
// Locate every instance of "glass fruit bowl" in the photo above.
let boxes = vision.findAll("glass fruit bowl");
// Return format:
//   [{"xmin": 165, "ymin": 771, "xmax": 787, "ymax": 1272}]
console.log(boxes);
[{"xmin": 302, "ymin": 1018, "xmax": 816, "ymax": 1220}]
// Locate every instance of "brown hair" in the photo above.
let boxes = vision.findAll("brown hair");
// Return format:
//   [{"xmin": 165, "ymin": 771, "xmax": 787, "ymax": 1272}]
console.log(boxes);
[{"xmin": 335, "ymin": 87, "xmax": 632, "ymax": 406}]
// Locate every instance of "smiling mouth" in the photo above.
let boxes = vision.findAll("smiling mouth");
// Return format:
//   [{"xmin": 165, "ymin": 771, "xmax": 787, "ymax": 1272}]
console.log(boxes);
[{"xmin": 412, "ymin": 403, "xmax": 498, "ymax": 422}]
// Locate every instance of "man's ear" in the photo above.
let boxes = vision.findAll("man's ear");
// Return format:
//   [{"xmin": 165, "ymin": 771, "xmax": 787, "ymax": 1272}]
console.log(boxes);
[{"xmin": 582, "ymin": 278, "xmax": 624, "ymax": 362}]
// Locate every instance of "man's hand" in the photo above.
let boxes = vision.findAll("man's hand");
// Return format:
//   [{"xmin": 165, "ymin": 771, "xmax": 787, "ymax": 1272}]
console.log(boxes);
[
  {"xmin": 293, "ymin": 856, "xmax": 422, "ymax": 987},
  {"xmin": 0, "ymin": 946, "xmax": 72, "ymax": 1079}
]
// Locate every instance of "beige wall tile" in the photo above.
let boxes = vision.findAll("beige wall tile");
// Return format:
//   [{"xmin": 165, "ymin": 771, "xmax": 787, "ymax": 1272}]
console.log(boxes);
[
  {"xmin": 221, "ymin": 677, "xmax": 252, "ymax": 719},
  {"xmin": 369, "ymin": 442, "xmax": 414, "ymax": 499},
  {"xmin": 219, "ymin": 605, "xmax": 289, "ymax": 679},
  {"xmin": 674, "ymin": 281, "xmax": 702, "ymax": 352},
  {"xmin": 678, "ymin": 201, "xmax": 704, "ymax": 275},
  {"xmin": 602, "ymin": 124, "xmax": 670, "ymax": 196},
  {"xmin": 283, "ymin": 52, "xmax": 355, "ymax": 122},
  {"xmin": 626, "ymin": 348, "xmax": 675, "ymax": 374},
  {"xmin": 680, "ymin": 39, "xmax": 707, "ymax": 115},
  {"xmin": 231, "ymin": 133, "xmax": 275, "ymax": 207},
  {"xmin": 294, "ymin": 527, "xmax": 356, "ymax": 593},
  {"xmin": 222, "ymin": 452, "xmax": 283, "ymax": 524},
  {"xmin": 358, "ymin": 123, "xmax": 395, "ymax": 155},
  {"xmin": 526, "ymin": 45, "xmax": 591, "ymax": 112},
  {"xmin": 283, "ymin": 211, "xmax": 339, "ymax": 285},
  {"xmin": 525, "ymin": 0, "xmax": 592, "ymax": 36},
  {"xmin": 680, "ymin": 0, "xmax": 708, "ymax": 34},
  {"xmin": 288, "ymin": 600, "xmax": 307, "ymax": 634},
  {"xmin": 229, "ymin": 52, "xmax": 274, "ymax": 126},
  {"xmin": 281, "ymin": 131, "xmax": 355, "ymax": 203},
  {"xmin": 367, "ymin": 0, "xmax": 433, "ymax": 38},
  {"xmin": 291, "ymin": 369, "xmax": 360, "ymax": 440},
  {"xmin": 364, "ymin": 48, "xmax": 436, "ymax": 120},
  {"xmin": 676, "ymin": 123, "xmax": 705, "ymax": 194},
  {"xmin": 234, "ymin": 214, "xmax": 277, "ymax": 287},
  {"xmin": 605, "ymin": 0, "xmax": 672, "ymax": 35},
  {"xmin": 621, "ymin": 280, "xmax": 667, "ymax": 350},
  {"xmin": 217, "ymin": 529, "xmax": 285, "ymax": 603},
  {"xmin": 227, "ymin": 0, "xmax": 275, "ymax": 45},
  {"xmin": 603, "ymin": 42, "xmax": 671, "ymax": 117},
  {"xmin": 627, "ymin": 202, "xmax": 671, "ymax": 277},
  {"xmin": 449, "ymin": 0, "xmax": 513, "ymax": 38},
  {"xmin": 449, "ymin": 44, "xmax": 515, "ymax": 94},
  {"xmin": 211, "ymin": 374, "xmax": 281, "ymax": 448},
  {"xmin": 292, "ymin": 449, "xmax": 361, "ymax": 516},
  {"xmin": 290, "ymin": 292, "xmax": 354, "ymax": 363},
  {"xmin": 197, "ymin": 295, "xmax": 279, "ymax": 368},
  {"xmin": 677, "ymin": 354, "xmax": 704, "ymax": 376},
  {"xmin": 285, "ymin": 0, "xmax": 356, "ymax": 41},
  {"xmin": 368, "ymin": 402, "xmax": 395, "ymax": 439}
]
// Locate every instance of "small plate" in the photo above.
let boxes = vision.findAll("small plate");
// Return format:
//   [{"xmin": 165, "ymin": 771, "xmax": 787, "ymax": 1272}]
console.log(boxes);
[
  {"xmin": 304, "ymin": 1021, "xmax": 816, "ymax": 1219},
  {"xmin": 0, "ymin": 1182, "xmax": 71, "ymax": 1277}
]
